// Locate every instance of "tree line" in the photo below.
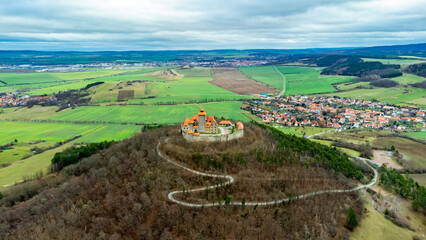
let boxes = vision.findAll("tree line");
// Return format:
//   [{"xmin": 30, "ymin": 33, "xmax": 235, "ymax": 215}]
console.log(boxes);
[
  {"xmin": 51, "ymin": 141, "xmax": 114, "ymax": 172},
  {"xmin": 379, "ymin": 165, "xmax": 426, "ymax": 213},
  {"xmin": 256, "ymin": 122, "xmax": 364, "ymax": 180}
]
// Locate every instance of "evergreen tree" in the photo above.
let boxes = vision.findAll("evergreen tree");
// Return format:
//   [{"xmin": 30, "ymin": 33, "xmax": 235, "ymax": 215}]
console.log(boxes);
[{"xmin": 345, "ymin": 207, "xmax": 358, "ymax": 231}]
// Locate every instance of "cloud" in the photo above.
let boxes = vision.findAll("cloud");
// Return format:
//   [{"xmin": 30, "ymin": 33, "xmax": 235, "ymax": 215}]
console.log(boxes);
[{"xmin": 0, "ymin": 0, "xmax": 424, "ymax": 50}]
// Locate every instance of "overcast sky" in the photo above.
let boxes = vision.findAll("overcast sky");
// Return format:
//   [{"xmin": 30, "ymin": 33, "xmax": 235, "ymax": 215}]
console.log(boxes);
[{"xmin": 0, "ymin": 0, "xmax": 425, "ymax": 50}]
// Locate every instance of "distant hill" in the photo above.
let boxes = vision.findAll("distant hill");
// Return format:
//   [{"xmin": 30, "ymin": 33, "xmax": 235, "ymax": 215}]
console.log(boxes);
[
  {"xmin": 321, "ymin": 43, "xmax": 426, "ymax": 57},
  {"xmin": 0, "ymin": 49, "xmax": 347, "ymax": 65}
]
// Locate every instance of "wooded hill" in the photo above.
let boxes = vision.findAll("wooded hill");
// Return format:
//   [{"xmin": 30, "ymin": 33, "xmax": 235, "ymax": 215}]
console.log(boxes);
[{"xmin": 0, "ymin": 124, "xmax": 367, "ymax": 239}]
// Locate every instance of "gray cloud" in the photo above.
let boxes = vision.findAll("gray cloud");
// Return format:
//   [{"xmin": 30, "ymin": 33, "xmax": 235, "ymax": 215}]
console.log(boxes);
[{"xmin": 0, "ymin": 0, "xmax": 425, "ymax": 50}]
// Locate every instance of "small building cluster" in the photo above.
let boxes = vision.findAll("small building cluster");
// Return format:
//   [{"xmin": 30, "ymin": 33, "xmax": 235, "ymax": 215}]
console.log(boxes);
[
  {"xmin": 181, "ymin": 109, "xmax": 218, "ymax": 135},
  {"xmin": 181, "ymin": 109, "xmax": 244, "ymax": 141},
  {"xmin": 0, "ymin": 93, "xmax": 57, "ymax": 107},
  {"xmin": 242, "ymin": 95, "xmax": 425, "ymax": 132}
]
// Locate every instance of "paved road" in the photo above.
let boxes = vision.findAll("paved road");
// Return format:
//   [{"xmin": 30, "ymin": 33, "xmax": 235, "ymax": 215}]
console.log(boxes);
[
  {"xmin": 157, "ymin": 137, "xmax": 378, "ymax": 207},
  {"xmin": 274, "ymin": 66, "xmax": 286, "ymax": 98}
]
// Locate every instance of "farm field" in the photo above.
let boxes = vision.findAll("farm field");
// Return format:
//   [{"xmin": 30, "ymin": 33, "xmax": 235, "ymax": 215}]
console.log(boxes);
[
  {"xmin": 0, "ymin": 121, "xmax": 99, "ymax": 146},
  {"xmin": 319, "ymin": 86, "xmax": 426, "ymax": 107},
  {"xmin": 0, "ymin": 122, "xmax": 145, "ymax": 186},
  {"xmin": 0, "ymin": 141, "xmax": 76, "ymax": 187},
  {"xmin": 239, "ymin": 65, "xmax": 354, "ymax": 95},
  {"xmin": 175, "ymin": 67, "xmax": 212, "ymax": 77},
  {"xmin": 89, "ymin": 81, "xmax": 148, "ymax": 103},
  {"xmin": 129, "ymin": 76, "xmax": 250, "ymax": 105},
  {"xmin": 362, "ymin": 57, "xmax": 426, "ymax": 68},
  {"xmin": 76, "ymin": 124, "xmax": 142, "ymax": 143},
  {"xmin": 211, "ymin": 67, "xmax": 278, "ymax": 94},
  {"xmin": 403, "ymin": 131, "xmax": 426, "ymax": 140},
  {"xmin": 0, "ymin": 70, "xmax": 128, "ymax": 85},
  {"xmin": 0, "ymin": 68, "xmax": 171, "ymax": 96},
  {"xmin": 0, "ymin": 106, "xmax": 62, "ymax": 120},
  {"xmin": 0, "ymin": 141, "xmax": 54, "ymax": 164},
  {"xmin": 392, "ymin": 73, "xmax": 425, "ymax": 85},
  {"xmin": 26, "ymin": 80, "xmax": 99, "ymax": 96},
  {"xmin": 48, "ymin": 101, "xmax": 249, "ymax": 124}
]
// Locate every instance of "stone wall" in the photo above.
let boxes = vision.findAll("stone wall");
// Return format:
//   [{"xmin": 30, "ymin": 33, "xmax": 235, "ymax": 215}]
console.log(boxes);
[{"xmin": 184, "ymin": 130, "xmax": 244, "ymax": 142}]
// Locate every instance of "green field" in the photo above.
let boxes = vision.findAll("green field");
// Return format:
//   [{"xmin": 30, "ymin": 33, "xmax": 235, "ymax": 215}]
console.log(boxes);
[
  {"xmin": 239, "ymin": 65, "xmax": 354, "ymax": 95},
  {"xmin": 0, "ymin": 141, "xmax": 76, "ymax": 187},
  {"xmin": 0, "ymin": 106, "xmax": 62, "ymax": 121},
  {"xmin": 392, "ymin": 73, "xmax": 425, "ymax": 85},
  {"xmin": 127, "ymin": 76, "xmax": 250, "ymax": 105},
  {"xmin": 48, "ymin": 101, "xmax": 249, "ymax": 124},
  {"xmin": 76, "ymin": 125, "xmax": 143, "ymax": 143},
  {"xmin": 319, "ymin": 86, "xmax": 426, "ymax": 107},
  {"xmin": 0, "ymin": 68, "xmax": 169, "ymax": 96},
  {"xmin": 0, "ymin": 122, "xmax": 145, "ymax": 186},
  {"xmin": 0, "ymin": 121, "xmax": 99, "ymax": 146},
  {"xmin": 362, "ymin": 58, "xmax": 426, "ymax": 68},
  {"xmin": 0, "ymin": 70, "xmax": 128, "ymax": 85},
  {"xmin": 403, "ymin": 131, "xmax": 426, "ymax": 140}
]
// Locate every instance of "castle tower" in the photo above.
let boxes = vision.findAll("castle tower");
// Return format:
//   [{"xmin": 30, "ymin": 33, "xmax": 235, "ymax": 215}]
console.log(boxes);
[{"xmin": 198, "ymin": 108, "xmax": 206, "ymax": 132}]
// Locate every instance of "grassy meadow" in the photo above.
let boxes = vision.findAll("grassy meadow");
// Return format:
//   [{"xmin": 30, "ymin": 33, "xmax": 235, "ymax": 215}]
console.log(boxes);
[{"xmin": 239, "ymin": 65, "xmax": 354, "ymax": 95}]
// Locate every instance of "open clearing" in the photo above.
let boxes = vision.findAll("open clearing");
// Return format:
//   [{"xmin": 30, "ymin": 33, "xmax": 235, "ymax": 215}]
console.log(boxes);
[
  {"xmin": 372, "ymin": 137, "xmax": 426, "ymax": 170},
  {"xmin": 210, "ymin": 67, "xmax": 278, "ymax": 94},
  {"xmin": 372, "ymin": 150, "xmax": 402, "ymax": 169},
  {"xmin": 239, "ymin": 65, "xmax": 354, "ymax": 95}
]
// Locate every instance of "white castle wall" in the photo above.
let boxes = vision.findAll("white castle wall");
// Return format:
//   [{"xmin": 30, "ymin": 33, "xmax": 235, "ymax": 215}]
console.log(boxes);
[{"xmin": 184, "ymin": 130, "xmax": 244, "ymax": 142}]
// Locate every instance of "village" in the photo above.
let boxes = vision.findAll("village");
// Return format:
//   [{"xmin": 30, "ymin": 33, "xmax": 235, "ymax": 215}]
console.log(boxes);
[
  {"xmin": 242, "ymin": 95, "xmax": 426, "ymax": 132},
  {"xmin": 0, "ymin": 92, "xmax": 57, "ymax": 107}
]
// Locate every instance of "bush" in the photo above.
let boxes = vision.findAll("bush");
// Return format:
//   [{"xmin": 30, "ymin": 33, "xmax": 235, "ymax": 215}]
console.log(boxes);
[
  {"xmin": 345, "ymin": 207, "xmax": 358, "ymax": 231},
  {"xmin": 370, "ymin": 79, "xmax": 399, "ymax": 88},
  {"xmin": 83, "ymin": 81, "xmax": 104, "ymax": 89}
]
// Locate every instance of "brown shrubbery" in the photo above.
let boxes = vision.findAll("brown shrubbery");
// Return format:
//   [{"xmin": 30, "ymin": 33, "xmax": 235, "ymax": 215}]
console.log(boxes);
[{"xmin": 0, "ymin": 124, "xmax": 363, "ymax": 239}]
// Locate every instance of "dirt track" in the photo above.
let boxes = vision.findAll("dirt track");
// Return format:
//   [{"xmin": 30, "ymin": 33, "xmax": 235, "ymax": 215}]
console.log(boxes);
[{"xmin": 210, "ymin": 67, "xmax": 278, "ymax": 95}]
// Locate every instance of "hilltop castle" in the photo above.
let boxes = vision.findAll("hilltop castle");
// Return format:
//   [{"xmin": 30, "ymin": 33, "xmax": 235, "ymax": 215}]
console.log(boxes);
[
  {"xmin": 181, "ymin": 109, "xmax": 244, "ymax": 142},
  {"xmin": 181, "ymin": 109, "xmax": 218, "ymax": 135}
]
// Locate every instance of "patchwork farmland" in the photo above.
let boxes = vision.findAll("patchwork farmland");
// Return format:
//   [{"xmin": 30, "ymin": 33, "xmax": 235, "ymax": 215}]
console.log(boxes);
[
  {"xmin": 210, "ymin": 67, "xmax": 278, "ymax": 94},
  {"xmin": 239, "ymin": 65, "xmax": 354, "ymax": 95}
]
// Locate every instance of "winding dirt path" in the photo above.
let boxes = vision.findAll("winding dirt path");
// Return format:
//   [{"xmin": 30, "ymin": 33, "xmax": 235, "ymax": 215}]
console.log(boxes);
[{"xmin": 157, "ymin": 138, "xmax": 378, "ymax": 207}]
